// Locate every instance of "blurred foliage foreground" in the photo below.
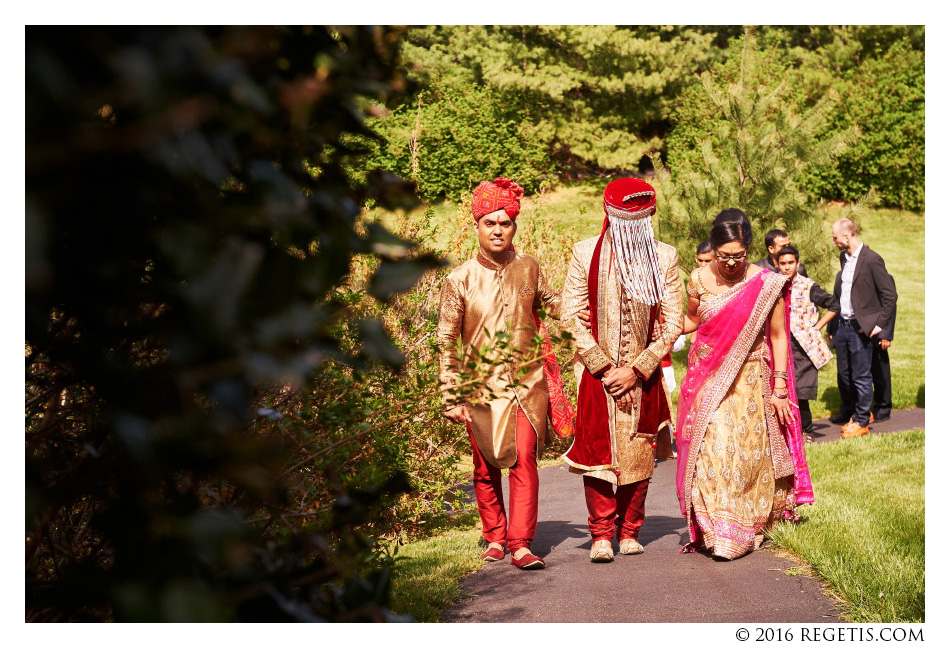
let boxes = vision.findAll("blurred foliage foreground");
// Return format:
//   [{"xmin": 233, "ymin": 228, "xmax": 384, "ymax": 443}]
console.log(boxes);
[{"xmin": 21, "ymin": 26, "xmax": 517, "ymax": 622}]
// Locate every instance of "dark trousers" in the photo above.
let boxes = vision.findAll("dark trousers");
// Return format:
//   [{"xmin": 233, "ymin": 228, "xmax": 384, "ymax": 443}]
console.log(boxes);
[
  {"xmin": 834, "ymin": 318, "xmax": 874, "ymax": 426},
  {"xmin": 799, "ymin": 399, "xmax": 813, "ymax": 435},
  {"xmin": 872, "ymin": 344, "xmax": 892, "ymax": 417}
]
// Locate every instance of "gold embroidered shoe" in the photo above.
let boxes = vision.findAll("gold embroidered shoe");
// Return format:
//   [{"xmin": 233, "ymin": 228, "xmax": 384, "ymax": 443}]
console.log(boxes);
[
  {"xmin": 619, "ymin": 538, "xmax": 644, "ymax": 555},
  {"xmin": 590, "ymin": 539, "xmax": 614, "ymax": 562}
]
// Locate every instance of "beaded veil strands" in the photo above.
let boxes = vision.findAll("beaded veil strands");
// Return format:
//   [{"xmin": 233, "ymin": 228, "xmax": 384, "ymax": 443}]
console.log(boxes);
[{"xmin": 604, "ymin": 189, "xmax": 666, "ymax": 306}]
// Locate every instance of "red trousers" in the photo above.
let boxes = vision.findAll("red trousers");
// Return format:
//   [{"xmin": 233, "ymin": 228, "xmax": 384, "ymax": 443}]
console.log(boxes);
[
  {"xmin": 583, "ymin": 475, "xmax": 649, "ymax": 542},
  {"xmin": 468, "ymin": 407, "xmax": 538, "ymax": 552}
]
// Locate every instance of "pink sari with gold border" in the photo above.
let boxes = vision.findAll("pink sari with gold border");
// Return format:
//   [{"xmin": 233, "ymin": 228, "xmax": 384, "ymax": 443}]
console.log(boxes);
[{"xmin": 675, "ymin": 269, "xmax": 814, "ymax": 553}]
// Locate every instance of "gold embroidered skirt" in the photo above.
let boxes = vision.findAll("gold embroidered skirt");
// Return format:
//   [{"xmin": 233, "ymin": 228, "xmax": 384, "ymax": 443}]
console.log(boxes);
[{"xmin": 690, "ymin": 349, "xmax": 794, "ymax": 559}]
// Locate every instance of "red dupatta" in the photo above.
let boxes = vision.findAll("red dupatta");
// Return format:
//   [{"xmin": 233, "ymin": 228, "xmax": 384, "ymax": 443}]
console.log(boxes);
[{"xmin": 535, "ymin": 313, "xmax": 575, "ymax": 437}]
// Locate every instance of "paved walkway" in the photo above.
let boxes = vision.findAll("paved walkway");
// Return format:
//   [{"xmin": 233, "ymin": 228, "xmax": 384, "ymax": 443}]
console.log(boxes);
[{"xmin": 442, "ymin": 409, "xmax": 924, "ymax": 623}]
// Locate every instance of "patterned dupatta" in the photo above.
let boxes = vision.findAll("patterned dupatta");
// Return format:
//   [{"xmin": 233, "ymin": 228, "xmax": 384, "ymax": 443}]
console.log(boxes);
[
  {"xmin": 790, "ymin": 274, "xmax": 833, "ymax": 370},
  {"xmin": 675, "ymin": 271, "xmax": 814, "ymax": 533},
  {"xmin": 535, "ymin": 313, "xmax": 575, "ymax": 437}
]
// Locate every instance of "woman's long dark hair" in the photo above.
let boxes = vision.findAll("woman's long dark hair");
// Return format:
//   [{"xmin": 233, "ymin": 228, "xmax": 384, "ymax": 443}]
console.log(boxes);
[{"xmin": 709, "ymin": 208, "xmax": 753, "ymax": 250}]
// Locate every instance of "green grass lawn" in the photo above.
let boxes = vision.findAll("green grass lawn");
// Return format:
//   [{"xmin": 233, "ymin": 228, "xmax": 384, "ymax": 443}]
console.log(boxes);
[
  {"xmin": 768, "ymin": 429, "xmax": 925, "ymax": 622},
  {"xmin": 389, "ymin": 527, "xmax": 484, "ymax": 622}
]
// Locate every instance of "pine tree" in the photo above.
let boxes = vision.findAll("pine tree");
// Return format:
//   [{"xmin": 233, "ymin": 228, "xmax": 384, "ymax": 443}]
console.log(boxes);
[{"xmin": 651, "ymin": 28, "xmax": 853, "ymax": 287}]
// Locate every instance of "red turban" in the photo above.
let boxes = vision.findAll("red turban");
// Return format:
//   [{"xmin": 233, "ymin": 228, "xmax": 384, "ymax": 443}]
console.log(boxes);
[
  {"xmin": 471, "ymin": 177, "xmax": 524, "ymax": 222},
  {"xmin": 602, "ymin": 177, "xmax": 656, "ymax": 220}
]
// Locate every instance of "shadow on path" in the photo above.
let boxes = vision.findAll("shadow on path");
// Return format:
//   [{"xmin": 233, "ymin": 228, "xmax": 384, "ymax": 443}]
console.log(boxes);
[{"xmin": 441, "ymin": 409, "xmax": 923, "ymax": 623}]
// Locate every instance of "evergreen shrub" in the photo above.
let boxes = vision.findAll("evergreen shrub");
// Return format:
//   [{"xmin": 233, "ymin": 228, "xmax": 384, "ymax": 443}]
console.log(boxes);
[
  {"xmin": 368, "ymin": 84, "xmax": 554, "ymax": 201},
  {"xmin": 804, "ymin": 40, "xmax": 924, "ymax": 212},
  {"xmin": 25, "ymin": 25, "xmax": 446, "ymax": 623},
  {"xmin": 656, "ymin": 29, "xmax": 847, "ymax": 287}
]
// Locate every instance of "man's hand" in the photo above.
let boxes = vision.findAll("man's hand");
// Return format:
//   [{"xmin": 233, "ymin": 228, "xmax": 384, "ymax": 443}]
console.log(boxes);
[
  {"xmin": 617, "ymin": 391, "xmax": 634, "ymax": 412},
  {"xmin": 869, "ymin": 325, "xmax": 883, "ymax": 338},
  {"xmin": 443, "ymin": 405, "xmax": 472, "ymax": 424},
  {"xmin": 577, "ymin": 307, "xmax": 592, "ymax": 330},
  {"xmin": 880, "ymin": 338, "xmax": 892, "ymax": 350},
  {"xmin": 603, "ymin": 366, "xmax": 638, "ymax": 398}
]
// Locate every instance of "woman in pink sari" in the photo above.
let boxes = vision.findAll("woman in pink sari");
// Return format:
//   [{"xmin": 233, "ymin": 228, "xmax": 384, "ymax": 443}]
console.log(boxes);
[{"xmin": 677, "ymin": 209, "xmax": 813, "ymax": 560}]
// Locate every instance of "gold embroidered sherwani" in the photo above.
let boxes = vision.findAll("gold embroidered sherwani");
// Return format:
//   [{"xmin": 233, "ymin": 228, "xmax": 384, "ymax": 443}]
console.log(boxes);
[
  {"xmin": 436, "ymin": 251, "xmax": 560, "ymax": 469},
  {"xmin": 561, "ymin": 234, "xmax": 683, "ymax": 485}
]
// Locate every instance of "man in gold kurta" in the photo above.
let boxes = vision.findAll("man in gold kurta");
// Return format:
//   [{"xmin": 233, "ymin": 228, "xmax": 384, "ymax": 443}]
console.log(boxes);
[
  {"xmin": 562, "ymin": 177, "xmax": 683, "ymax": 562},
  {"xmin": 437, "ymin": 177, "xmax": 563, "ymax": 570}
]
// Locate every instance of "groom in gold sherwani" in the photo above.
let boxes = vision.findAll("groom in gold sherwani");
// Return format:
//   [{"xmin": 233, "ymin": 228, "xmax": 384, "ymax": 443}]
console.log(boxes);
[
  {"xmin": 562, "ymin": 177, "xmax": 682, "ymax": 562},
  {"xmin": 436, "ymin": 177, "xmax": 570, "ymax": 570}
]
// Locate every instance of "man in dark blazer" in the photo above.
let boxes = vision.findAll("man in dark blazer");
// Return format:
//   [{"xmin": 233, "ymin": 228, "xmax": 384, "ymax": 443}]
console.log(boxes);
[
  {"xmin": 829, "ymin": 218, "xmax": 898, "ymax": 437},
  {"xmin": 871, "ymin": 307, "xmax": 896, "ymax": 421}
]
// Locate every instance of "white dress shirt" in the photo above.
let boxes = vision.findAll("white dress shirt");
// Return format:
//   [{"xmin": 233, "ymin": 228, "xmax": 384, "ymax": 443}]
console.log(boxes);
[{"xmin": 839, "ymin": 243, "xmax": 863, "ymax": 320}]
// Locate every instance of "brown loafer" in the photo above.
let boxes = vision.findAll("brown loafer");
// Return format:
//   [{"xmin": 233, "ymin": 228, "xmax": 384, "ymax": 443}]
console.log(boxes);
[
  {"xmin": 842, "ymin": 412, "xmax": 873, "ymax": 431},
  {"xmin": 511, "ymin": 552, "xmax": 545, "ymax": 570},
  {"xmin": 841, "ymin": 422, "xmax": 869, "ymax": 438},
  {"xmin": 481, "ymin": 546, "xmax": 505, "ymax": 562}
]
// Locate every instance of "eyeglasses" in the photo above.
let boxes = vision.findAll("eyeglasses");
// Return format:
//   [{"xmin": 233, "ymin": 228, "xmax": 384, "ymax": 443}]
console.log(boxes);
[{"xmin": 715, "ymin": 252, "xmax": 747, "ymax": 262}]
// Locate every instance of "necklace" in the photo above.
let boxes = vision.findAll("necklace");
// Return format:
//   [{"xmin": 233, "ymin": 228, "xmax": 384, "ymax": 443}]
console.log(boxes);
[{"xmin": 716, "ymin": 264, "xmax": 745, "ymax": 286}]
